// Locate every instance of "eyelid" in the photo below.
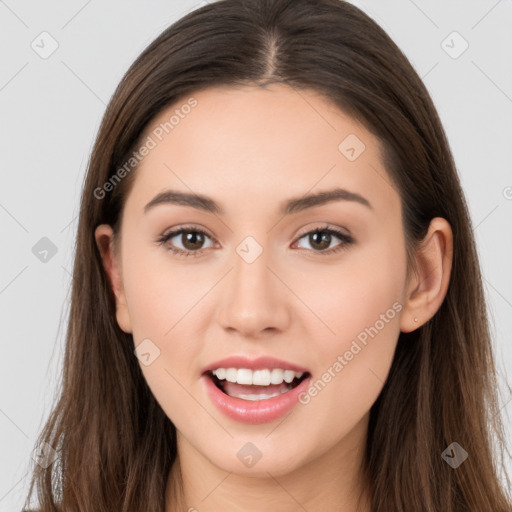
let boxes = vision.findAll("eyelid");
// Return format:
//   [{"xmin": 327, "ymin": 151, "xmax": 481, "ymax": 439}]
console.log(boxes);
[
  {"xmin": 294, "ymin": 222, "xmax": 352, "ymax": 239},
  {"xmin": 160, "ymin": 223, "xmax": 215, "ymax": 241}
]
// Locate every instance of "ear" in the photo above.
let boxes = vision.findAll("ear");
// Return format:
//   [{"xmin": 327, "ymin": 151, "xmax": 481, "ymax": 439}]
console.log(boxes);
[
  {"xmin": 94, "ymin": 224, "xmax": 132, "ymax": 333},
  {"xmin": 400, "ymin": 217, "xmax": 453, "ymax": 333}
]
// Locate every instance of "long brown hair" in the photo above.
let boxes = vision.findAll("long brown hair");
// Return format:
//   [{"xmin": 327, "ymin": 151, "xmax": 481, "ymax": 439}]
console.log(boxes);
[{"xmin": 23, "ymin": 0, "xmax": 511, "ymax": 510}]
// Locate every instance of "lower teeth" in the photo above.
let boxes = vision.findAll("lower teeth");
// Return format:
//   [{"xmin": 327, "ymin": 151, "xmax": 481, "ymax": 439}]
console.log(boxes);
[{"xmin": 228, "ymin": 389, "xmax": 289, "ymax": 401}]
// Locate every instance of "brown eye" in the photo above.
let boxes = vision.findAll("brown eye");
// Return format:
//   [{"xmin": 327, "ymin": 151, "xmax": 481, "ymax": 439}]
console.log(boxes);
[
  {"xmin": 157, "ymin": 227, "xmax": 215, "ymax": 257},
  {"xmin": 179, "ymin": 230, "xmax": 206, "ymax": 250},
  {"xmin": 295, "ymin": 227, "xmax": 353, "ymax": 254},
  {"xmin": 308, "ymin": 231, "xmax": 332, "ymax": 251}
]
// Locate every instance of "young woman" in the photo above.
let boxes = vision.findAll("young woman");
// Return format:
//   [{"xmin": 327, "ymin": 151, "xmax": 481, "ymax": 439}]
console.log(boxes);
[{"xmin": 23, "ymin": 0, "xmax": 511, "ymax": 510}]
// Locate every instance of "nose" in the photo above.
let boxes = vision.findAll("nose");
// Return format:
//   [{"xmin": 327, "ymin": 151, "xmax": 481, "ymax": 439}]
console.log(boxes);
[{"xmin": 216, "ymin": 243, "xmax": 291, "ymax": 338}]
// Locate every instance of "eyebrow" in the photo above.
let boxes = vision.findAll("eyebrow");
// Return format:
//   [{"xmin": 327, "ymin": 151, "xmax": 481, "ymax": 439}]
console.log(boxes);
[{"xmin": 143, "ymin": 187, "xmax": 372, "ymax": 216}]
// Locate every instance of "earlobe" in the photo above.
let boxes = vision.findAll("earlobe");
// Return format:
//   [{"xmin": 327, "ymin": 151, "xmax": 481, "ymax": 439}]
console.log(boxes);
[
  {"xmin": 94, "ymin": 224, "xmax": 133, "ymax": 333},
  {"xmin": 400, "ymin": 217, "xmax": 453, "ymax": 333}
]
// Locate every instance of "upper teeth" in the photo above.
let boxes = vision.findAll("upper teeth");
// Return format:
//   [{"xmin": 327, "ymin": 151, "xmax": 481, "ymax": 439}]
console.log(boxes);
[{"xmin": 211, "ymin": 368, "xmax": 304, "ymax": 386}]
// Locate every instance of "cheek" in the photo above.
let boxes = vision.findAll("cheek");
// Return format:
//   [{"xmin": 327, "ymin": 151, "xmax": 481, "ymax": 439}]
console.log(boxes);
[
  {"xmin": 295, "ymin": 234, "xmax": 405, "ymax": 388},
  {"xmin": 120, "ymin": 246, "xmax": 208, "ymax": 425},
  {"xmin": 121, "ymin": 240, "xmax": 209, "ymax": 375},
  {"xmin": 121, "ymin": 234, "xmax": 200, "ymax": 332}
]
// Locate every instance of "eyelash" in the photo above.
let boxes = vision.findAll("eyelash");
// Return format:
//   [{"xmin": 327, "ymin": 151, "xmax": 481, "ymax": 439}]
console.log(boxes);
[{"xmin": 155, "ymin": 224, "xmax": 354, "ymax": 258}]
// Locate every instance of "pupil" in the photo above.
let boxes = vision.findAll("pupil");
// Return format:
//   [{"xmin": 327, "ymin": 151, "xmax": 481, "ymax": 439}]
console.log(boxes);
[
  {"xmin": 311, "ymin": 231, "xmax": 330, "ymax": 250},
  {"xmin": 184, "ymin": 231, "xmax": 204, "ymax": 250}
]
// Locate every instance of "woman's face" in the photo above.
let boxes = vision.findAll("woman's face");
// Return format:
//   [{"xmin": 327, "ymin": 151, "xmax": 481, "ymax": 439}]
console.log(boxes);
[{"xmin": 97, "ymin": 83, "xmax": 411, "ymax": 478}]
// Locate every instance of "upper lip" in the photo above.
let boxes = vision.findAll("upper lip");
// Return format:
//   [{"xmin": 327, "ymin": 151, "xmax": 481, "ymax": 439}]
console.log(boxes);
[{"xmin": 201, "ymin": 356, "xmax": 310, "ymax": 375}]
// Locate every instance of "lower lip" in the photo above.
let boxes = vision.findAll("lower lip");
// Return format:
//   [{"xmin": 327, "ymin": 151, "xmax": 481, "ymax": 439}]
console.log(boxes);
[{"xmin": 202, "ymin": 373, "xmax": 312, "ymax": 424}]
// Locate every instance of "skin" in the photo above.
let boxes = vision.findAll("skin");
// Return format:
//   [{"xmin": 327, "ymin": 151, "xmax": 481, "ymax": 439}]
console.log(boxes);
[{"xmin": 95, "ymin": 83, "xmax": 453, "ymax": 511}]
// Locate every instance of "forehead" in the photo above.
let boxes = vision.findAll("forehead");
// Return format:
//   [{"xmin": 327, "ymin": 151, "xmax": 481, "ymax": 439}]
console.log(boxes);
[{"xmin": 125, "ymin": 83, "xmax": 399, "ymax": 217}]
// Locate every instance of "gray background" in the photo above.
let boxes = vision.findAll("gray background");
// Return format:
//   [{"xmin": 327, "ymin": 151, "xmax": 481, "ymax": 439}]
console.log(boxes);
[{"xmin": 1, "ymin": 0, "xmax": 511, "ymax": 509}]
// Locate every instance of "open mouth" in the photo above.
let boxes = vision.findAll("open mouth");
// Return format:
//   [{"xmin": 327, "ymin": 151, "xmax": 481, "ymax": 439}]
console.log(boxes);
[{"xmin": 207, "ymin": 369, "xmax": 311, "ymax": 401}]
